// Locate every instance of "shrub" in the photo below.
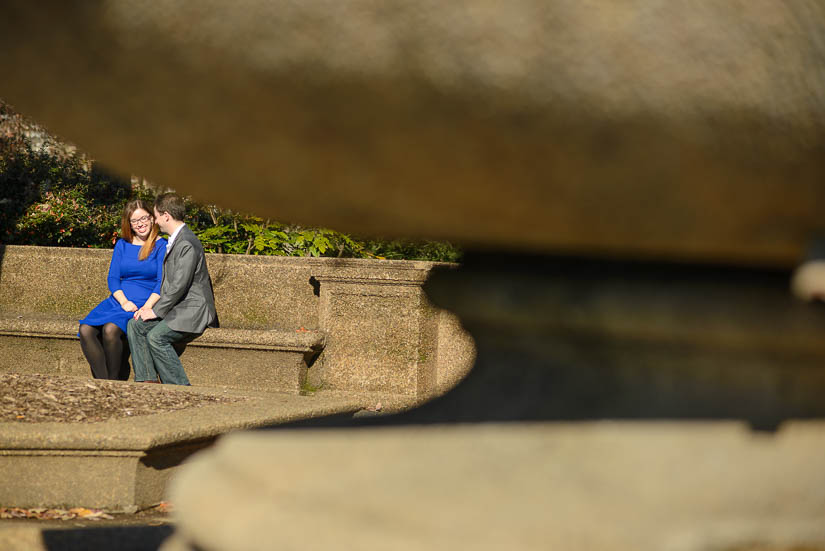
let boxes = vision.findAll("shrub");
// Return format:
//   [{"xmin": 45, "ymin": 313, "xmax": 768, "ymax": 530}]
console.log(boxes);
[
  {"xmin": 1, "ymin": 100, "xmax": 461, "ymax": 261},
  {"xmin": 185, "ymin": 203, "xmax": 369, "ymax": 258}
]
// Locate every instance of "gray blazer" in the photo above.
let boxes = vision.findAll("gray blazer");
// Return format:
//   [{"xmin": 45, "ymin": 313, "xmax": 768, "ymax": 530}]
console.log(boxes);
[{"xmin": 153, "ymin": 225, "xmax": 219, "ymax": 334}]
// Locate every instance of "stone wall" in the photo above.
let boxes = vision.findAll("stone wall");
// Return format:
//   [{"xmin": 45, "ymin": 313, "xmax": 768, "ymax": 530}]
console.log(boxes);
[
  {"xmin": 3, "ymin": 2, "xmax": 825, "ymax": 267},
  {"xmin": 0, "ymin": 245, "xmax": 475, "ymax": 396}
]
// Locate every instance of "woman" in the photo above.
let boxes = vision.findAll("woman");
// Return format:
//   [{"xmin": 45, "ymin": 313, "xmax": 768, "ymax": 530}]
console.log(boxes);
[{"xmin": 78, "ymin": 199, "xmax": 167, "ymax": 380}]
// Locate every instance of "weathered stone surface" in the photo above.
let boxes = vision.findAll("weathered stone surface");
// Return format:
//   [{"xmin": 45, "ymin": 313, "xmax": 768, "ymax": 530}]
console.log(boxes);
[
  {"xmin": 0, "ymin": 331, "xmax": 322, "ymax": 393},
  {"xmin": 0, "ymin": 245, "xmax": 320, "ymax": 331},
  {"xmin": 0, "ymin": 336, "xmax": 89, "ymax": 379},
  {"xmin": 0, "ymin": 247, "xmax": 108, "ymax": 319},
  {"xmin": 388, "ymin": 254, "xmax": 825, "ymax": 428},
  {"xmin": 0, "ymin": 526, "xmax": 43, "ymax": 551},
  {"xmin": 0, "ymin": 446, "xmax": 204, "ymax": 514},
  {"xmin": 164, "ymin": 423, "xmax": 825, "ymax": 551},
  {"xmin": 0, "ymin": 246, "xmax": 475, "ymax": 395},
  {"xmin": 204, "ymin": 253, "xmax": 322, "ymax": 331},
  {"xmin": 2, "ymin": 2, "xmax": 825, "ymax": 264},
  {"xmin": 0, "ymin": 385, "xmax": 365, "ymax": 511},
  {"xmin": 434, "ymin": 310, "xmax": 476, "ymax": 394},
  {"xmin": 312, "ymin": 262, "xmax": 447, "ymax": 395}
]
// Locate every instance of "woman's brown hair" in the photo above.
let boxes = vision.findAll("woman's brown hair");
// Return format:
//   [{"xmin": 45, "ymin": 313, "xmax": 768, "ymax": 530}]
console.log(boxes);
[{"xmin": 120, "ymin": 199, "xmax": 160, "ymax": 261}]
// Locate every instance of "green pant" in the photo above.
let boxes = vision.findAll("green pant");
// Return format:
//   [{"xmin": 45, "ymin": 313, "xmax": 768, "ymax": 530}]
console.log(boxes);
[{"xmin": 127, "ymin": 318, "xmax": 198, "ymax": 385}]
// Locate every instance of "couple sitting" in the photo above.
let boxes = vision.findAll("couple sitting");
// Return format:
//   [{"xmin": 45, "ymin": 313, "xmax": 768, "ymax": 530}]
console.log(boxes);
[{"xmin": 78, "ymin": 193, "xmax": 219, "ymax": 384}]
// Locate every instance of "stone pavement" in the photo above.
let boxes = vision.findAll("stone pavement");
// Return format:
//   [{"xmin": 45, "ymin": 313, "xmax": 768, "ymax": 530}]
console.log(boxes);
[
  {"xmin": 0, "ymin": 385, "xmax": 410, "ymax": 551},
  {"xmin": 0, "ymin": 382, "xmax": 387, "ymax": 512}
]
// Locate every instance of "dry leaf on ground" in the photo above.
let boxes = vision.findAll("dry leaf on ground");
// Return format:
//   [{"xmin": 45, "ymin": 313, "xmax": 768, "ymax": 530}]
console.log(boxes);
[
  {"xmin": 0, "ymin": 507, "xmax": 114, "ymax": 521},
  {"xmin": 0, "ymin": 374, "xmax": 243, "ymax": 423}
]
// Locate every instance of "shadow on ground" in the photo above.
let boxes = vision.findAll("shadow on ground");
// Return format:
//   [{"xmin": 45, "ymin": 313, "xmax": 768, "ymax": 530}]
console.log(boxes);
[{"xmin": 41, "ymin": 525, "xmax": 173, "ymax": 551}]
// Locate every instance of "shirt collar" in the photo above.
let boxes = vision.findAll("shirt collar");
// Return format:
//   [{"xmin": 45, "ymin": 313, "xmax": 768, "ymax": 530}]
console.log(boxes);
[{"xmin": 167, "ymin": 223, "xmax": 186, "ymax": 249}]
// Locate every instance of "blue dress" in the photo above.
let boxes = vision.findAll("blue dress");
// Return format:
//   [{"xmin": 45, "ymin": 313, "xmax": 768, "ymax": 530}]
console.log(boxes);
[{"xmin": 79, "ymin": 238, "xmax": 168, "ymax": 333}]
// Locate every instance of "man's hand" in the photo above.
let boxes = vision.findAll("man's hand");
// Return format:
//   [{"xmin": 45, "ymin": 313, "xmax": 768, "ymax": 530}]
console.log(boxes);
[
  {"xmin": 134, "ymin": 307, "xmax": 158, "ymax": 321},
  {"xmin": 121, "ymin": 301, "xmax": 138, "ymax": 312}
]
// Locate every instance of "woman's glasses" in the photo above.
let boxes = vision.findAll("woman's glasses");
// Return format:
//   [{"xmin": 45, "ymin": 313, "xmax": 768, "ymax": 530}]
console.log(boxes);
[{"xmin": 130, "ymin": 215, "xmax": 153, "ymax": 226}]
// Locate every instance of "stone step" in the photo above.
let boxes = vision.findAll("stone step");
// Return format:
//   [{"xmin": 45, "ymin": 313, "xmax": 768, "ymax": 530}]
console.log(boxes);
[
  {"xmin": 0, "ymin": 315, "xmax": 324, "ymax": 393},
  {"xmin": 0, "ymin": 383, "xmax": 364, "ymax": 512}
]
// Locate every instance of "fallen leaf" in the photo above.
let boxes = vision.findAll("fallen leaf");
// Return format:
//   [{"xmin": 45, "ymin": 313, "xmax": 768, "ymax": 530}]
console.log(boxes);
[
  {"xmin": 156, "ymin": 501, "xmax": 173, "ymax": 513},
  {"xmin": 83, "ymin": 511, "xmax": 114, "ymax": 520}
]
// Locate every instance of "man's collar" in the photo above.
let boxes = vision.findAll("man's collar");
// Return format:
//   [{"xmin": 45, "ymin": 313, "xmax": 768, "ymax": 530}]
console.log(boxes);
[{"xmin": 167, "ymin": 223, "xmax": 187, "ymax": 248}]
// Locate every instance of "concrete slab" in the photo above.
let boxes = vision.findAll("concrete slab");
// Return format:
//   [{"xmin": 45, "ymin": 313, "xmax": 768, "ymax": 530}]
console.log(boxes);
[
  {"xmin": 165, "ymin": 421, "xmax": 825, "ymax": 551},
  {"xmin": 0, "ymin": 385, "xmax": 365, "ymax": 512}
]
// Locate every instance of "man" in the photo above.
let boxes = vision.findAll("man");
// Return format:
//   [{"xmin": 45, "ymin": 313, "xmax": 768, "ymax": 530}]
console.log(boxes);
[{"xmin": 128, "ymin": 193, "xmax": 219, "ymax": 384}]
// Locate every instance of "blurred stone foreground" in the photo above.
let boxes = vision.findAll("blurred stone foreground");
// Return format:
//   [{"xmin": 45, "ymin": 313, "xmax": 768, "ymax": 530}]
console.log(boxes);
[{"xmin": 4, "ymin": 2, "xmax": 825, "ymax": 550}]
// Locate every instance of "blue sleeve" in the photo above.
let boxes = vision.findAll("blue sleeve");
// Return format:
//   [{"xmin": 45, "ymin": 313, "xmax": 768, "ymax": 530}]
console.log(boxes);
[
  {"xmin": 107, "ymin": 240, "xmax": 123, "ymax": 293},
  {"xmin": 152, "ymin": 240, "xmax": 167, "ymax": 294}
]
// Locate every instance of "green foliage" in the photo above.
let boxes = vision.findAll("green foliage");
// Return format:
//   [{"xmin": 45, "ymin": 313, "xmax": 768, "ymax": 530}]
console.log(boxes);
[
  {"xmin": 0, "ymin": 100, "xmax": 461, "ymax": 262},
  {"xmin": 361, "ymin": 238, "xmax": 463, "ymax": 263},
  {"xmin": 14, "ymin": 188, "xmax": 120, "ymax": 247},
  {"xmin": 186, "ymin": 204, "xmax": 372, "ymax": 258},
  {"xmin": 185, "ymin": 204, "xmax": 462, "ymax": 261},
  {"xmin": 1, "ymin": 101, "xmax": 130, "ymax": 247},
  {"xmin": 0, "ymin": 149, "xmax": 131, "ymax": 248}
]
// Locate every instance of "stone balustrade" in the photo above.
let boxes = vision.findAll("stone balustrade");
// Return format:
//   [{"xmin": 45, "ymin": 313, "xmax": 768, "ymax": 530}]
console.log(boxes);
[{"xmin": 0, "ymin": 245, "xmax": 475, "ymax": 396}]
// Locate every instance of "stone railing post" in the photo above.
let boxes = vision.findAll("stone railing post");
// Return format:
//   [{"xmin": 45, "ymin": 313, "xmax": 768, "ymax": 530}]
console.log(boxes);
[{"xmin": 311, "ymin": 262, "xmax": 440, "ymax": 396}]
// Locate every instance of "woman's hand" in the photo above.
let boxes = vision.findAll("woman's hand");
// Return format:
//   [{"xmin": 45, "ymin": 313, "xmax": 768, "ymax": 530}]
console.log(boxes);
[{"xmin": 121, "ymin": 301, "xmax": 138, "ymax": 312}]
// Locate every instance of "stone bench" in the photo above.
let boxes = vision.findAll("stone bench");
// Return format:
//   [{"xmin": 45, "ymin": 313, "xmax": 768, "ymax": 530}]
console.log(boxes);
[
  {"xmin": 0, "ymin": 245, "xmax": 327, "ymax": 392},
  {"xmin": 0, "ymin": 245, "xmax": 474, "ymax": 396},
  {"xmin": 0, "ymin": 313, "xmax": 324, "ymax": 392}
]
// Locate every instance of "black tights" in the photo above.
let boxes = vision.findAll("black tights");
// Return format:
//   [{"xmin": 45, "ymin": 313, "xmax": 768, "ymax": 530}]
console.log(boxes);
[{"xmin": 78, "ymin": 323, "xmax": 131, "ymax": 380}]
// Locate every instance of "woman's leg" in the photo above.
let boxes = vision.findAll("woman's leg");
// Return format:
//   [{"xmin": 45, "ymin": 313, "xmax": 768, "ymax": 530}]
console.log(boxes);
[
  {"xmin": 101, "ymin": 323, "xmax": 127, "ymax": 380},
  {"xmin": 116, "ymin": 336, "xmax": 132, "ymax": 381},
  {"xmin": 79, "ymin": 324, "xmax": 107, "ymax": 379}
]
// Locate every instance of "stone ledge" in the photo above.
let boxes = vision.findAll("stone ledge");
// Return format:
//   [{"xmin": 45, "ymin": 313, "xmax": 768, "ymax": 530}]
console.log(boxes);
[
  {"xmin": 311, "ymin": 262, "xmax": 451, "ymax": 285},
  {"xmin": 0, "ymin": 314, "xmax": 78, "ymax": 340},
  {"xmin": 0, "ymin": 384, "xmax": 366, "ymax": 511},
  {"xmin": 166, "ymin": 421, "xmax": 825, "ymax": 551},
  {"xmin": 0, "ymin": 313, "xmax": 324, "ymax": 353},
  {"xmin": 0, "ymin": 386, "xmax": 362, "ymax": 451},
  {"xmin": 195, "ymin": 327, "xmax": 324, "ymax": 352}
]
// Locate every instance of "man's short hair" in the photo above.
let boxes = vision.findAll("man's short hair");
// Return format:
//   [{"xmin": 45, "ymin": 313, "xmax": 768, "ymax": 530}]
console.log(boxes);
[{"xmin": 154, "ymin": 193, "xmax": 186, "ymax": 221}]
